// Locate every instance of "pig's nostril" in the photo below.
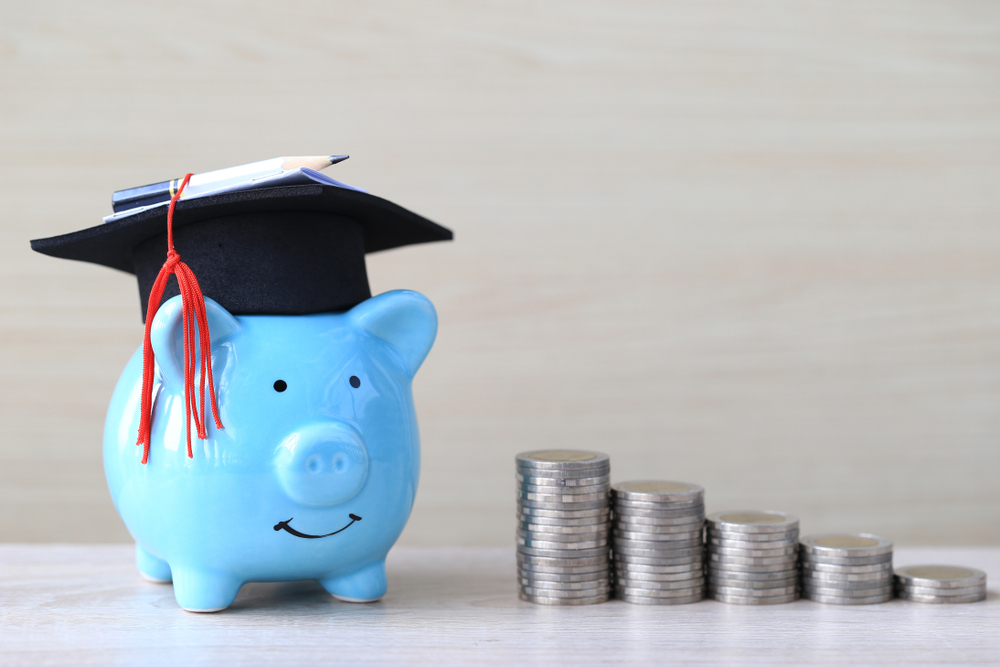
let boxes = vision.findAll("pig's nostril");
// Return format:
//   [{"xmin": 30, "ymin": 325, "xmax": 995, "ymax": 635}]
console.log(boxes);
[
  {"xmin": 333, "ymin": 453, "xmax": 347, "ymax": 473},
  {"xmin": 306, "ymin": 454, "xmax": 323, "ymax": 474}
]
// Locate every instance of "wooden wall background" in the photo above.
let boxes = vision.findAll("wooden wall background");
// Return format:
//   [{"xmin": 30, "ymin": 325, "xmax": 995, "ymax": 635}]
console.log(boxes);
[{"xmin": 1, "ymin": 0, "xmax": 998, "ymax": 546}]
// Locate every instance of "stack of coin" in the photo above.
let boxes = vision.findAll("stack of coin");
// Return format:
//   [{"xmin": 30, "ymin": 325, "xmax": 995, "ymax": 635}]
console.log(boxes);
[
  {"xmin": 706, "ymin": 510, "xmax": 800, "ymax": 604},
  {"xmin": 610, "ymin": 480, "xmax": 705, "ymax": 604},
  {"xmin": 895, "ymin": 565, "xmax": 987, "ymax": 604},
  {"xmin": 799, "ymin": 534, "xmax": 893, "ymax": 605},
  {"xmin": 516, "ymin": 450, "xmax": 611, "ymax": 605}
]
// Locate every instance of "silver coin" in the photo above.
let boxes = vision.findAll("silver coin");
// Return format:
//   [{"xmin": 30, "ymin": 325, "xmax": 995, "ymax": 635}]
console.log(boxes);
[
  {"xmin": 896, "ymin": 590, "xmax": 986, "ymax": 604},
  {"xmin": 518, "ymin": 506, "xmax": 611, "ymax": 520},
  {"xmin": 519, "ymin": 577, "xmax": 611, "ymax": 591},
  {"xmin": 519, "ymin": 521, "xmax": 610, "ymax": 534},
  {"xmin": 799, "ymin": 552, "xmax": 892, "ymax": 567},
  {"xmin": 801, "ymin": 560, "xmax": 893, "ymax": 575},
  {"xmin": 518, "ymin": 498, "xmax": 609, "ymax": 511},
  {"xmin": 520, "ymin": 583, "xmax": 611, "ymax": 598},
  {"xmin": 517, "ymin": 465, "xmax": 611, "ymax": 481},
  {"xmin": 615, "ymin": 513, "xmax": 705, "ymax": 528},
  {"xmin": 893, "ymin": 565, "xmax": 987, "ymax": 589},
  {"xmin": 707, "ymin": 527, "xmax": 799, "ymax": 543},
  {"xmin": 613, "ymin": 506, "xmax": 705, "ymax": 519},
  {"xmin": 896, "ymin": 583, "xmax": 986, "ymax": 597},
  {"xmin": 803, "ymin": 590, "xmax": 893, "ymax": 605},
  {"xmin": 517, "ymin": 473, "xmax": 611, "ymax": 487},
  {"xmin": 710, "ymin": 591, "xmax": 798, "ymax": 605},
  {"xmin": 613, "ymin": 561, "xmax": 704, "ymax": 575},
  {"xmin": 517, "ymin": 552, "xmax": 608, "ymax": 568},
  {"xmin": 708, "ymin": 552, "xmax": 798, "ymax": 567},
  {"xmin": 616, "ymin": 575, "xmax": 706, "ymax": 590},
  {"xmin": 707, "ymin": 575, "xmax": 798, "ymax": 590},
  {"xmin": 707, "ymin": 568, "xmax": 798, "ymax": 583},
  {"xmin": 611, "ymin": 480, "xmax": 704, "ymax": 502},
  {"xmin": 616, "ymin": 591, "xmax": 704, "ymax": 605},
  {"xmin": 612, "ymin": 528, "xmax": 704, "ymax": 542},
  {"xmin": 614, "ymin": 536, "xmax": 703, "ymax": 549},
  {"xmin": 706, "ymin": 510, "xmax": 799, "ymax": 533},
  {"xmin": 518, "ymin": 566, "xmax": 610, "ymax": 581},
  {"xmin": 519, "ymin": 481, "xmax": 609, "ymax": 495},
  {"xmin": 800, "ymin": 533, "xmax": 893, "ymax": 558},
  {"xmin": 516, "ymin": 450, "xmax": 610, "ymax": 470},
  {"xmin": 518, "ymin": 590, "xmax": 609, "ymax": 605},
  {"xmin": 519, "ymin": 525, "xmax": 608, "ymax": 539},
  {"xmin": 518, "ymin": 536, "xmax": 608, "ymax": 550},
  {"xmin": 709, "ymin": 544, "xmax": 797, "ymax": 558},
  {"xmin": 613, "ymin": 553, "xmax": 703, "ymax": 567},
  {"xmin": 518, "ymin": 488, "xmax": 609, "ymax": 503},
  {"xmin": 708, "ymin": 583, "xmax": 798, "ymax": 597},
  {"xmin": 613, "ymin": 543, "xmax": 703, "ymax": 557},
  {"xmin": 706, "ymin": 560, "xmax": 796, "ymax": 573},
  {"xmin": 803, "ymin": 580, "xmax": 892, "ymax": 593},
  {"xmin": 802, "ymin": 582, "xmax": 893, "ymax": 596},
  {"xmin": 614, "ymin": 584, "xmax": 704, "ymax": 598},
  {"xmin": 517, "ymin": 513, "xmax": 610, "ymax": 527},
  {"xmin": 517, "ymin": 545, "xmax": 609, "ymax": 559},
  {"xmin": 707, "ymin": 535, "xmax": 799, "ymax": 550},
  {"xmin": 802, "ymin": 569, "xmax": 894, "ymax": 583},
  {"xmin": 613, "ymin": 497, "xmax": 704, "ymax": 511},
  {"xmin": 614, "ymin": 568, "xmax": 704, "ymax": 582}
]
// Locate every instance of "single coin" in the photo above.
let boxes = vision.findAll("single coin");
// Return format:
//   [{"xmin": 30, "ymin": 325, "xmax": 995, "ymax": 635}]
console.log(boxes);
[
  {"xmin": 518, "ymin": 489, "xmax": 609, "ymax": 503},
  {"xmin": 613, "ymin": 543, "xmax": 703, "ymax": 558},
  {"xmin": 613, "ymin": 506, "xmax": 705, "ymax": 519},
  {"xmin": 517, "ymin": 513, "xmax": 610, "ymax": 527},
  {"xmin": 800, "ymin": 533, "xmax": 893, "ymax": 558},
  {"xmin": 709, "ymin": 544, "xmax": 797, "ymax": 558},
  {"xmin": 615, "ymin": 514, "xmax": 705, "ymax": 528},
  {"xmin": 518, "ymin": 498, "xmax": 610, "ymax": 511},
  {"xmin": 614, "ymin": 537, "xmax": 703, "ymax": 549},
  {"xmin": 518, "ymin": 590, "xmax": 609, "ymax": 605},
  {"xmin": 896, "ymin": 590, "xmax": 986, "ymax": 604},
  {"xmin": 896, "ymin": 584, "xmax": 986, "ymax": 597},
  {"xmin": 518, "ymin": 536, "xmax": 608, "ymax": 550},
  {"xmin": 519, "ymin": 481, "xmax": 609, "ymax": 495},
  {"xmin": 614, "ymin": 584, "xmax": 704, "ymax": 598},
  {"xmin": 518, "ymin": 506, "xmax": 610, "ymax": 520},
  {"xmin": 707, "ymin": 576, "xmax": 798, "ymax": 590},
  {"xmin": 612, "ymin": 528, "xmax": 703, "ymax": 542},
  {"xmin": 517, "ymin": 473, "xmax": 611, "ymax": 487},
  {"xmin": 802, "ymin": 569, "xmax": 893, "ymax": 584},
  {"xmin": 710, "ymin": 591, "xmax": 798, "ymax": 605},
  {"xmin": 613, "ymin": 561, "xmax": 704, "ymax": 575},
  {"xmin": 803, "ymin": 591, "xmax": 893, "ymax": 605},
  {"xmin": 707, "ymin": 535, "xmax": 799, "ymax": 550},
  {"xmin": 517, "ymin": 552, "xmax": 608, "ymax": 568},
  {"xmin": 613, "ymin": 498, "xmax": 704, "ymax": 511},
  {"xmin": 799, "ymin": 552, "xmax": 892, "ymax": 567},
  {"xmin": 708, "ymin": 527, "xmax": 799, "ymax": 543},
  {"xmin": 517, "ymin": 466, "xmax": 611, "ymax": 482},
  {"xmin": 519, "ymin": 525, "xmax": 608, "ymax": 539},
  {"xmin": 707, "ymin": 568, "xmax": 798, "ymax": 583},
  {"xmin": 517, "ymin": 560, "xmax": 609, "ymax": 575},
  {"xmin": 614, "ymin": 568, "xmax": 704, "ymax": 582},
  {"xmin": 708, "ymin": 583, "xmax": 798, "ymax": 597},
  {"xmin": 518, "ymin": 577, "xmax": 611, "ymax": 591},
  {"xmin": 611, "ymin": 480, "xmax": 704, "ymax": 502},
  {"xmin": 518, "ymin": 566, "xmax": 610, "ymax": 581},
  {"xmin": 613, "ymin": 553, "xmax": 703, "ymax": 567},
  {"xmin": 616, "ymin": 575, "xmax": 706, "ymax": 591},
  {"xmin": 520, "ymin": 583, "xmax": 611, "ymax": 598},
  {"xmin": 893, "ymin": 565, "xmax": 987, "ymax": 589},
  {"xmin": 519, "ymin": 521, "xmax": 610, "ymax": 535},
  {"xmin": 706, "ymin": 511, "xmax": 799, "ymax": 533},
  {"xmin": 802, "ymin": 582, "xmax": 893, "ymax": 597},
  {"xmin": 800, "ymin": 560, "xmax": 892, "ymax": 575},
  {"xmin": 616, "ymin": 591, "xmax": 704, "ymax": 605},
  {"xmin": 705, "ymin": 560, "xmax": 794, "ymax": 574},
  {"xmin": 516, "ymin": 450, "xmax": 610, "ymax": 471},
  {"xmin": 517, "ymin": 545, "xmax": 609, "ymax": 559},
  {"xmin": 708, "ymin": 553, "xmax": 798, "ymax": 567}
]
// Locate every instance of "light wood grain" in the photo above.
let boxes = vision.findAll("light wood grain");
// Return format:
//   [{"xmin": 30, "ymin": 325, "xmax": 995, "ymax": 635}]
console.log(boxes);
[
  {"xmin": 1, "ymin": 1, "xmax": 999, "ymax": 546},
  {"xmin": 0, "ymin": 545, "xmax": 996, "ymax": 665}
]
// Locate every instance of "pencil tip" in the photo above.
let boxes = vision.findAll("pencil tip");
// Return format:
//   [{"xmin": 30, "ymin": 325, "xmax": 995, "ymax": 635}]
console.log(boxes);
[{"xmin": 329, "ymin": 155, "xmax": 349, "ymax": 165}]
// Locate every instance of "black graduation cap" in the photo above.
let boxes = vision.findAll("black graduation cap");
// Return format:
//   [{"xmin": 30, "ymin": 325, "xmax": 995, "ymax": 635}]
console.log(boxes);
[{"xmin": 30, "ymin": 183, "xmax": 453, "ymax": 321}]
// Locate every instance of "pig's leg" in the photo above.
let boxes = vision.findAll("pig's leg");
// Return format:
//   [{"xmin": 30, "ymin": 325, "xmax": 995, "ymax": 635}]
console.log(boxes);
[
  {"xmin": 171, "ymin": 568, "xmax": 243, "ymax": 613},
  {"xmin": 319, "ymin": 558, "xmax": 387, "ymax": 602},
  {"xmin": 135, "ymin": 543, "xmax": 172, "ymax": 583}
]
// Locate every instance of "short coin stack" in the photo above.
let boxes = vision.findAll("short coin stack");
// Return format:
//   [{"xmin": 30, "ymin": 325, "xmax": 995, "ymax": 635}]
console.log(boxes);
[
  {"xmin": 799, "ymin": 534, "xmax": 893, "ymax": 605},
  {"xmin": 894, "ymin": 565, "xmax": 987, "ymax": 604},
  {"xmin": 516, "ymin": 450, "xmax": 611, "ymax": 605},
  {"xmin": 611, "ymin": 480, "xmax": 705, "ymax": 604},
  {"xmin": 706, "ymin": 510, "xmax": 800, "ymax": 604}
]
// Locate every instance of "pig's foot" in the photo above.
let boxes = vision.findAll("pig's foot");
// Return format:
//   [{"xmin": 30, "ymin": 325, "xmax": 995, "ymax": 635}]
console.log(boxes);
[
  {"xmin": 320, "ymin": 559, "xmax": 387, "ymax": 602},
  {"xmin": 171, "ymin": 569, "xmax": 243, "ymax": 613},
  {"xmin": 135, "ymin": 543, "xmax": 172, "ymax": 583}
]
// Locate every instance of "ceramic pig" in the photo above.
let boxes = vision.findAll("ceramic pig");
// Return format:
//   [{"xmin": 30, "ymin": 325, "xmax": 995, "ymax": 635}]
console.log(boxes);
[{"xmin": 103, "ymin": 289, "xmax": 437, "ymax": 612}]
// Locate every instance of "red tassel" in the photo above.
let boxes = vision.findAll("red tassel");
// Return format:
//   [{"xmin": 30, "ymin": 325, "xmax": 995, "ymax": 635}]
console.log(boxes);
[{"xmin": 136, "ymin": 174, "xmax": 224, "ymax": 464}]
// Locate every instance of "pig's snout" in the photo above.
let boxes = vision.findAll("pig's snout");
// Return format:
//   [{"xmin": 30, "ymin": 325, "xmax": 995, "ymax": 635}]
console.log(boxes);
[{"xmin": 275, "ymin": 422, "xmax": 369, "ymax": 506}]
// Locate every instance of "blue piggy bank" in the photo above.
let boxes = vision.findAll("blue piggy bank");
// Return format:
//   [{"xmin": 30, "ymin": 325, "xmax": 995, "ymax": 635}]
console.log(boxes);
[{"xmin": 104, "ymin": 289, "xmax": 437, "ymax": 612}]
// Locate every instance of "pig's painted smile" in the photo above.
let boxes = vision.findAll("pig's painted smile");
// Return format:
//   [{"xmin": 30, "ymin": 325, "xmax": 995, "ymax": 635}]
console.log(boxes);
[{"xmin": 273, "ymin": 514, "xmax": 362, "ymax": 539}]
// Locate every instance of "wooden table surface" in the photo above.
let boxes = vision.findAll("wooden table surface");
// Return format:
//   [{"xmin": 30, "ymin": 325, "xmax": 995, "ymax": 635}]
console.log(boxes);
[{"xmin": 0, "ymin": 545, "xmax": 995, "ymax": 666}]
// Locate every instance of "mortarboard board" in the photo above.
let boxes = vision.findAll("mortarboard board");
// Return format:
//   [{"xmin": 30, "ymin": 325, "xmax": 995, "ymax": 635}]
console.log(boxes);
[{"xmin": 30, "ymin": 183, "xmax": 453, "ymax": 321}]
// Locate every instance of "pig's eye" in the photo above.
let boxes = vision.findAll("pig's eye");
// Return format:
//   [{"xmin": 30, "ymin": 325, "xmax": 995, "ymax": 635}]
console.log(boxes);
[
  {"xmin": 349, "ymin": 376, "xmax": 361, "ymax": 388},
  {"xmin": 273, "ymin": 380, "xmax": 287, "ymax": 393}
]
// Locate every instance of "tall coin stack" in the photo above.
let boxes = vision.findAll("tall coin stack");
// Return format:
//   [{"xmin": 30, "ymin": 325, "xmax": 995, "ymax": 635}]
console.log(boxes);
[
  {"xmin": 706, "ymin": 510, "xmax": 800, "ymax": 604},
  {"xmin": 799, "ymin": 534, "xmax": 893, "ymax": 604},
  {"xmin": 516, "ymin": 450, "xmax": 611, "ymax": 605},
  {"xmin": 611, "ymin": 481, "xmax": 706, "ymax": 604},
  {"xmin": 894, "ymin": 565, "xmax": 987, "ymax": 604}
]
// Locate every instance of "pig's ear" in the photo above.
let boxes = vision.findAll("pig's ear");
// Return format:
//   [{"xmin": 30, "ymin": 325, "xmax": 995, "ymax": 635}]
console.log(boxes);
[
  {"xmin": 149, "ymin": 295, "xmax": 242, "ymax": 387},
  {"xmin": 349, "ymin": 290, "xmax": 438, "ymax": 377}
]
